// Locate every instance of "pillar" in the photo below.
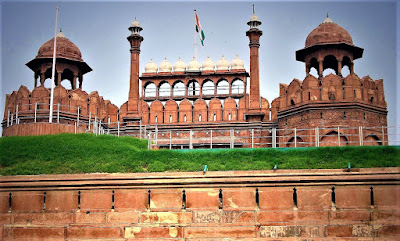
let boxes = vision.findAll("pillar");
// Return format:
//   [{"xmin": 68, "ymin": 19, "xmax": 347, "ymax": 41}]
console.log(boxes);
[
  {"xmin": 57, "ymin": 72, "xmax": 61, "ymax": 86},
  {"xmin": 246, "ymin": 28, "xmax": 262, "ymax": 109},
  {"xmin": 318, "ymin": 60, "xmax": 323, "ymax": 78},
  {"xmin": 338, "ymin": 60, "xmax": 342, "ymax": 76},
  {"xmin": 72, "ymin": 75, "xmax": 77, "ymax": 89}
]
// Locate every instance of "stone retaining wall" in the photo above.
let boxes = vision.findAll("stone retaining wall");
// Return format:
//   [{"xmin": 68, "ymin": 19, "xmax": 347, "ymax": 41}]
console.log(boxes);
[{"xmin": 0, "ymin": 168, "xmax": 399, "ymax": 240}]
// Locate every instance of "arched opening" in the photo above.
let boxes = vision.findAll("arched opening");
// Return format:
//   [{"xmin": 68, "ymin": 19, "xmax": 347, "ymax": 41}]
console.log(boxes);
[
  {"xmin": 286, "ymin": 136, "xmax": 305, "ymax": 147},
  {"xmin": 144, "ymin": 82, "xmax": 156, "ymax": 98},
  {"xmin": 159, "ymin": 82, "xmax": 171, "ymax": 97},
  {"xmin": 216, "ymin": 79, "xmax": 229, "ymax": 95},
  {"xmin": 320, "ymin": 131, "xmax": 349, "ymax": 147},
  {"xmin": 187, "ymin": 79, "xmax": 200, "ymax": 96},
  {"xmin": 323, "ymin": 55, "xmax": 338, "ymax": 76},
  {"xmin": 365, "ymin": 134, "xmax": 382, "ymax": 146},
  {"xmin": 342, "ymin": 56, "xmax": 352, "ymax": 76},
  {"xmin": 173, "ymin": 81, "xmax": 185, "ymax": 97},
  {"xmin": 308, "ymin": 58, "xmax": 319, "ymax": 77},
  {"xmin": 43, "ymin": 68, "xmax": 54, "ymax": 88},
  {"xmin": 202, "ymin": 79, "xmax": 215, "ymax": 95},
  {"xmin": 61, "ymin": 68, "xmax": 74, "ymax": 88},
  {"xmin": 231, "ymin": 79, "xmax": 245, "ymax": 94}
]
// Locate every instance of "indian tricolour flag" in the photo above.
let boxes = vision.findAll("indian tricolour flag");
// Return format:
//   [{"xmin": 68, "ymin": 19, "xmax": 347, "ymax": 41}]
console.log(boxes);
[{"xmin": 195, "ymin": 10, "xmax": 205, "ymax": 46}]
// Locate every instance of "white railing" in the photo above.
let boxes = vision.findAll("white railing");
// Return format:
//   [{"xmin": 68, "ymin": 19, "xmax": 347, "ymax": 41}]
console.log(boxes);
[{"xmin": 3, "ymin": 103, "xmax": 399, "ymax": 150}]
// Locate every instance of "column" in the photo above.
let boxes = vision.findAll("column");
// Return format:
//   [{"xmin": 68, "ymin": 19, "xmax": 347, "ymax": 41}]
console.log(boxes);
[{"xmin": 338, "ymin": 60, "xmax": 342, "ymax": 76}]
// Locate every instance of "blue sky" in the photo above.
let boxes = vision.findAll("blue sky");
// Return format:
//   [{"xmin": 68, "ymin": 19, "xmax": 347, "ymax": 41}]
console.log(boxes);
[{"xmin": 1, "ymin": 1, "xmax": 399, "ymax": 136}]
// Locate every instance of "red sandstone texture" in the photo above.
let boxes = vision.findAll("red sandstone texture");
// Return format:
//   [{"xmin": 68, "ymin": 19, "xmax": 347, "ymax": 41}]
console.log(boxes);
[{"xmin": 0, "ymin": 168, "xmax": 399, "ymax": 240}]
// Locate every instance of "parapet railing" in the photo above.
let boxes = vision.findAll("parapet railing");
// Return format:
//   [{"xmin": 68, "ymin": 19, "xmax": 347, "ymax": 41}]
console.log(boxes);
[{"xmin": 2, "ymin": 103, "xmax": 399, "ymax": 149}]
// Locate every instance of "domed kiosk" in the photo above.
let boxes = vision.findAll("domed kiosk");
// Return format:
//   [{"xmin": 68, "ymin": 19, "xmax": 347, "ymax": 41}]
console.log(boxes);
[
  {"xmin": 26, "ymin": 30, "xmax": 92, "ymax": 89},
  {"xmin": 296, "ymin": 16, "xmax": 363, "ymax": 78}
]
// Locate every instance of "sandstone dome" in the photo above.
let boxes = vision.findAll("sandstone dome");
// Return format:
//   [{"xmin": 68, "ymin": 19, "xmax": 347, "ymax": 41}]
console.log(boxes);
[
  {"xmin": 305, "ymin": 17, "xmax": 353, "ymax": 48},
  {"xmin": 36, "ymin": 30, "xmax": 83, "ymax": 62}
]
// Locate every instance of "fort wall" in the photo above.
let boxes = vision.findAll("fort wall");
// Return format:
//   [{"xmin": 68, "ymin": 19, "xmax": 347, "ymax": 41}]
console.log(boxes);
[{"xmin": 0, "ymin": 168, "xmax": 399, "ymax": 240}]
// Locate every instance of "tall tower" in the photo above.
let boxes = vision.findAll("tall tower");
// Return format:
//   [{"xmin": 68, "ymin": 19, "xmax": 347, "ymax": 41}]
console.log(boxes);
[
  {"xmin": 245, "ymin": 8, "xmax": 264, "ymax": 122},
  {"xmin": 126, "ymin": 18, "xmax": 144, "ymax": 120}
]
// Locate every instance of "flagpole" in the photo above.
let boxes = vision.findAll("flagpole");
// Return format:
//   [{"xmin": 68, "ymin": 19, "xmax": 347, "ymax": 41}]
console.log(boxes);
[
  {"xmin": 49, "ymin": 5, "xmax": 59, "ymax": 123},
  {"xmin": 194, "ymin": 10, "xmax": 197, "ymax": 60}
]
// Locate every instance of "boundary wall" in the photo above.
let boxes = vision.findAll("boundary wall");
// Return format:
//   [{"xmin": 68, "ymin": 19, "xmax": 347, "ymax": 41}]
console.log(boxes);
[{"xmin": 0, "ymin": 168, "xmax": 399, "ymax": 240}]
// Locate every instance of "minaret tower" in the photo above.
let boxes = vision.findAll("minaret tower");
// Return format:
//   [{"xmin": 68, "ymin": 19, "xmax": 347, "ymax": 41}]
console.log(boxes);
[
  {"xmin": 245, "ymin": 6, "xmax": 264, "ymax": 122},
  {"xmin": 126, "ymin": 18, "xmax": 144, "ymax": 120}
]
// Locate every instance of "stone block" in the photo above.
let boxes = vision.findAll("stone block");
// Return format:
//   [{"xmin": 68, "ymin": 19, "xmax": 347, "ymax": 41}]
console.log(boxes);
[
  {"xmin": 11, "ymin": 191, "xmax": 43, "ymax": 212},
  {"xmin": 0, "ymin": 193, "xmax": 9, "ymax": 213},
  {"xmin": 325, "ymin": 225, "xmax": 353, "ymax": 237},
  {"xmin": 259, "ymin": 225, "xmax": 321, "ymax": 238},
  {"xmin": 140, "ymin": 211, "xmax": 192, "ymax": 224},
  {"xmin": 184, "ymin": 226, "xmax": 256, "ymax": 238},
  {"xmin": 352, "ymin": 225, "xmax": 374, "ymax": 237},
  {"xmin": 80, "ymin": 190, "xmax": 112, "ymax": 210},
  {"xmin": 374, "ymin": 186, "xmax": 400, "ymax": 208},
  {"xmin": 46, "ymin": 190, "xmax": 78, "ymax": 211},
  {"xmin": 258, "ymin": 187, "xmax": 294, "ymax": 210},
  {"xmin": 223, "ymin": 188, "xmax": 257, "ymax": 210},
  {"xmin": 67, "ymin": 226, "xmax": 121, "ymax": 238},
  {"xmin": 4, "ymin": 227, "xmax": 65, "ymax": 239},
  {"xmin": 335, "ymin": 187, "xmax": 370, "ymax": 209},
  {"xmin": 329, "ymin": 210, "xmax": 370, "ymax": 225},
  {"xmin": 186, "ymin": 189, "xmax": 219, "ymax": 210},
  {"xmin": 107, "ymin": 211, "xmax": 140, "ymax": 224},
  {"xmin": 150, "ymin": 190, "xmax": 182, "ymax": 210},
  {"xmin": 0, "ymin": 214, "xmax": 11, "ymax": 224},
  {"xmin": 13, "ymin": 212, "xmax": 73, "ymax": 225},
  {"xmin": 372, "ymin": 210, "xmax": 400, "ymax": 224},
  {"xmin": 75, "ymin": 212, "xmax": 107, "ymax": 224},
  {"xmin": 193, "ymin": 211, "xmax": 255, "ymax": 224},
  {"xmin": 297, "ymin": 187, "xmax": 331, "ymax": 210},
  {"xmin": 257, "ymin": 210, "xmax": 329, "ymax": 225},
  {"xmin": 114, "ymin": 189, "xmax": 148, "ymax": 211},
  {"xmin": 375, "ymin": 225, "xmax": 400, "ymax": 237},
  {"xmin": 124, "ymin": 226, "xmax": 182, "ymax": 238}
]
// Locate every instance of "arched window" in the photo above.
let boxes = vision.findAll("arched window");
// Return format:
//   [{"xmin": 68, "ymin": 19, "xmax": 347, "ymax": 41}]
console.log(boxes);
[
  {"xmin": 159, "ymin": 82, "xmax": 171, "ymax": 97},
  {"xmin": 309, "ymin": 58, "xmax": 318, "ymax": 77},
  {"xmin": 216, "ymin": 79, "xmax": 229, "ymax": 95},
  {"xmin": 173, "ymin": 81, "xmax": 185, "ymax": 96},
  {"xmin": 144, "ymin": 82, "xmax": 157, "ymax": 97},
  {"xmin": 202, "ymin": 80, "xmax": 215, "ymax": 95},
  {"xmin": 184, "ymin": 114, "xmax": 187, "ymax": 122},
  {"xmin": 187, "ymin": 80, "xmax": 200, "ymax": 96},
  {"xmin": 322, "ymin": 55, "xmax": 338, "ymax": 76},
  {"xmin": 231, "ymin": 79, "xmax": 245, "ymax": 94},
  {"xmin": 199, "ymin": 114, "xmax": 202, "ymax": 122}
]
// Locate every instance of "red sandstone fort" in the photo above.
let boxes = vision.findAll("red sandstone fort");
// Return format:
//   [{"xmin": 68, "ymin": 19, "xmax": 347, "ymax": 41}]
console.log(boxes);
[{"xmin": 2, "ymin": 13, "xmax": 388, "ymax": 148}]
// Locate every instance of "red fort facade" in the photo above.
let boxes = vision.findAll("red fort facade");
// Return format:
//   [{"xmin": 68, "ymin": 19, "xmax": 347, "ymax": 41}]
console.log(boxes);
[{"xmin": 2, "ymin": 14, "xmax": 388, "ymax": 148}]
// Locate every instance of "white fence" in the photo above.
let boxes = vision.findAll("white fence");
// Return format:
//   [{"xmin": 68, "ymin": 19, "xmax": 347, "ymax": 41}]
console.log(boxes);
[{"xmin": 3, "ymin": 103, "xmax": 399, "ymax": 149}]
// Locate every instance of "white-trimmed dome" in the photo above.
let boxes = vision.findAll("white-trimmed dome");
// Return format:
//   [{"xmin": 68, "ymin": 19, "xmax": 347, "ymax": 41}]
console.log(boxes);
[
  {"xmin": 231, "ymin": 55, "xmax": 244, "ymax": 70},
  {"xmin": 173, "ymin": 57, "xmax": 186, "ymax": 72},
  {"xmin": 159, "ymin": 57, "xmax": 172, "ymax": 72},
  {"xmin": 131, "ymin": 18, "xmax": 140, "ymax": 27},
  {"xmin": 144, "ymin": 59, "xmax": 158, "ymax": 73},
  {"xmin": 187, "ymin": 57, "xmax": 201, "ymax": 72},
  {"xmin": 202, "ymin": 57, "xmax": 215, "ymax": 71},
  {"xmin": 216, "ymin": 55, "xmax": 230, "ymax": 70}
]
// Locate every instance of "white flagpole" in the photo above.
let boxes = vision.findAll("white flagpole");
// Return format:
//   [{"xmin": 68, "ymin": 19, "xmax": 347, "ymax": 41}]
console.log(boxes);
[
  {"xmin": 194, "ymin": 10, "xmax": 197, "ymax": 60},
  {"xmin": 49, "ymin": 5, "xmax": 59, "ymax": 123}
]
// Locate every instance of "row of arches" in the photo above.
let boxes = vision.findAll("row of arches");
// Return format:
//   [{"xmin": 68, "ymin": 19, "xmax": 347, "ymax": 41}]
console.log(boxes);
[
  {"xmin": 140, "ymin": 97, "xmax": 270, "ymax": 124},
  {"xmin": 286, "ymin": 131, "xmax": 383, "ymax": 147},
  {"xmin": 32, "ymin": 62, "xmax": 86, "ymax": 90},
  {"xmin": 143, "ymin": 78, "xmax": 245, "ymax": 98},
  {"xmin": 306, "ymin": 54, "xmax": 354, "ymax": 78}
]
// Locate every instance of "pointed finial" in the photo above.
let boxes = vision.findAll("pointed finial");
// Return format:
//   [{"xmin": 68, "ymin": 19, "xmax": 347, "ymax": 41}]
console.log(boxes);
[
  {"xmin": 59, "ymin": 28, "xmax": 62, "ymax": 32},
  {"xmin": 327, "ymin": 12, "xmax": 329, "ymax": 18},
  {"xmin": 252, "ymin": 4, "xmax": 255, "ymax": 14}
]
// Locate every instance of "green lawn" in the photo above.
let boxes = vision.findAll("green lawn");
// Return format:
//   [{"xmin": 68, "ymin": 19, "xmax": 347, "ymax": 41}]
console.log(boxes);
[{"xmin": 0, "ymin": 133, "xmax": 399, "ymax": 176}]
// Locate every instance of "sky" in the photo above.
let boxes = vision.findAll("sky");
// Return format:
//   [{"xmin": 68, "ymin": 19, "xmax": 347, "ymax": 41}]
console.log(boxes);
[{"xmin": 1, "ymin": 0, "xmax": 399, "ymax": 138}]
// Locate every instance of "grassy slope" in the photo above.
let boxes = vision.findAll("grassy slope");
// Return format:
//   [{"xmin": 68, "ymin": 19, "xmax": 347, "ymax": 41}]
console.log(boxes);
[{"xmin": 0, "ymin": 133, "xmax": 399, "ymax": 176}]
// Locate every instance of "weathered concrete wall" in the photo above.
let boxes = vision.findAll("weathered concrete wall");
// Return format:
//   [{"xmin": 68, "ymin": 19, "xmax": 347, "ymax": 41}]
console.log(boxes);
[{"xmin": 0, "ymin": 168, "xmax": 399, "ymax": 240}]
